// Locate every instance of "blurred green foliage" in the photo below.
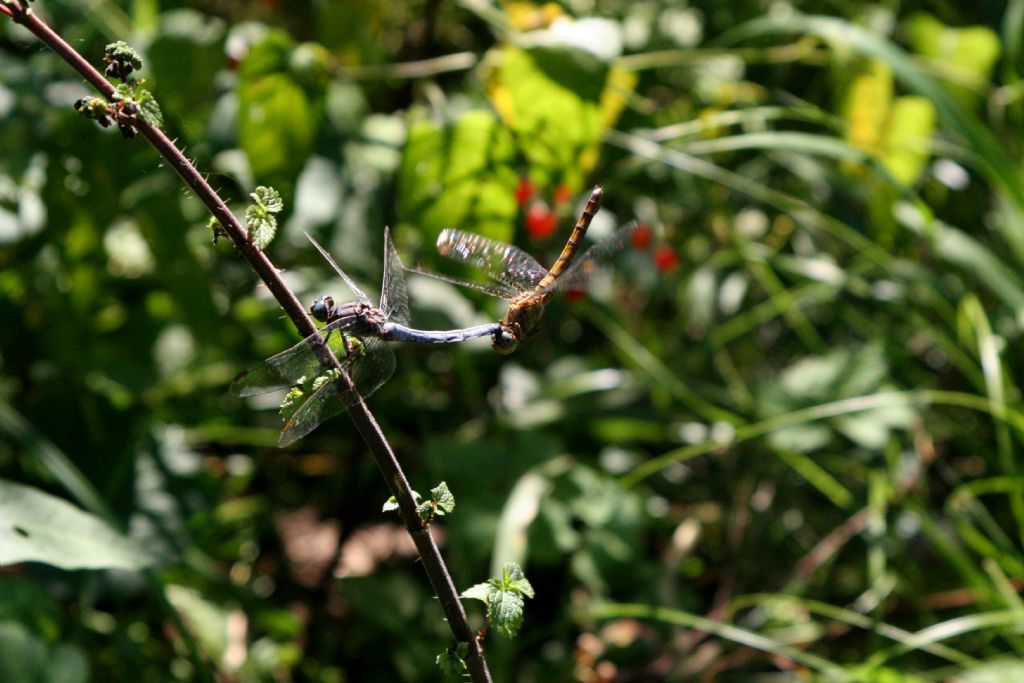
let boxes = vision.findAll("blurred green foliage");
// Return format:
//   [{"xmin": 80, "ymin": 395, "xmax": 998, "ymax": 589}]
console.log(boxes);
[{"xmin": 2, "ymin": 0, "xmax": 1024, "ymax": 681}]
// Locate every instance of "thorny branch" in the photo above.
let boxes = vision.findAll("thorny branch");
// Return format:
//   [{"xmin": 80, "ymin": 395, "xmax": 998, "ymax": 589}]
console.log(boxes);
[{"xmin": 2, "ymin": 3, "xmax": 492, "ymax": 680}]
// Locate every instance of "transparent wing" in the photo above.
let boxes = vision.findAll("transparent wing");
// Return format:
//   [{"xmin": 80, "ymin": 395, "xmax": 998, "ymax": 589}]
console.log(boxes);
[
  {"xmin": 380, "ymin": 227, "xmax": 411, "ymax": 326},
  {"xmin": 536, "ymin": 222, "xmax": 639, "ymax": 296},
  {"xmin": 278, "ymin": 335, "xmax": 395, "ymax": 446},
  {"xmin": 436, "ymin": 229, "xmax": 548, "ymax": 294},
  {"xmin": 230, "ymin": 321, "xmax": 353, "ymax": 396},
  {"xmin": 404, "ymin": 264, "xmax": 520, "ymax": 300},
  {"xmin": 305, "ymin": 232, "xmax": 373, "ymax": 304}
]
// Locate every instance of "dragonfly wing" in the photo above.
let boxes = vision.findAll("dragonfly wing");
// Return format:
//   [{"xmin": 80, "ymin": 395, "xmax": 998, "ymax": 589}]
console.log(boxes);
[
  {"xmin": 380, "ymin": 227, "xmax": 411, "ymax": 326},
  {"xmin": 539, "ymin": 221, "xmax": 639, "ymax": 295},
  {"xmin": 278, "ymin": 378, "xmax": 351, "ymax": 447},
  {"xmin": 305, "ymin": 232, "xmax": 374, "ymax": 304},
  {"xmin": 230, "ymin": 322, "xmax": 351, "ymax": 397},
  {"xmin": 404, "ymin": 265, "xmax": 519, "ymax": 299},
  {"xmin": 277, "ymin": 335, "xmax": 396, "ymax": 446},
  {"xmin": 437, "ymin": 229, "xmax": 548, "ymax": 293},
  {"xmin": 347, "ymin": 335, "xmax": 396, "ymax": 400}
]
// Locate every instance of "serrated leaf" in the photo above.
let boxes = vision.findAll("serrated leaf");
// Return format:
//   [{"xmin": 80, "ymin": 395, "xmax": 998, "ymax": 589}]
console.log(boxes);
[
  {"xmin": 0, "ymin": 478, "xmax": 157, "ymax": 570},
  {"xmin": 461, "ymin": 582, "xmax": 491, "ymax": 602},
  {"xmin": 489, "ymin": 587, "xmax": 525, "ymax": 638},
  {"xmin": 416, "ymin": 500, "xmax": 436, "ymax": 521},
  {"xmin": 431, "ymin": 481, "xmax": 455, "ymax": 515},
  {"xmin": 136, "ymin": 92, "xmax": 164, "ymax": 128},
  {"xmin": 252, "ymin": 185, "xmax": 283, "ymax": 213},
  {"xmin": 251, "ymin": 216, "xmax": 277, "ymax": 250}
]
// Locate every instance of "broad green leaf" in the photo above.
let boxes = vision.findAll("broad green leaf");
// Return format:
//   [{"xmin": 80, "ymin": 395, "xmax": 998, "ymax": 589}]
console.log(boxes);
[
  {"xmin": 484, "ymin": 45, "xmax": 636, "ymax": 191},
  {"xmin": 238, "ymin": 32, "xmax": 323, "ymax": 192},
  {"xmin": 0, "ymin": 479, "xmax": 156, "ymax": 570},
  {"xmin": 398, "ymin": 110, "xmax": 518, "ymax": 245}
]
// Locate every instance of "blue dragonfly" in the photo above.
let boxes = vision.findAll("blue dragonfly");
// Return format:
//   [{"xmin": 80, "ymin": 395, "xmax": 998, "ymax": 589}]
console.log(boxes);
[{"xmin": 232, "ymin": 229, "xmax": 501, "ymax": 446}]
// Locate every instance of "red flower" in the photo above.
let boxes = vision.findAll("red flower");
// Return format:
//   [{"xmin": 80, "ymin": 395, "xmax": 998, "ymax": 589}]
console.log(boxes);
[
  {"xmin": 526, "ymin": 201, "xmax": 558, "ymax": 239},
  {"xmin": 515, "ymin": 177, "xmax": 535, "ymax": 206},
  {"xmin": 653, "ymin": 244, "xmax": 680, "ymax": 272},
  {"xmin": 552, "ymin": 183, "xmax": 572, "ymax": 206},
  {"xmin": 631, "ymin": 223, "xmax": 653, "ymax": 250}
]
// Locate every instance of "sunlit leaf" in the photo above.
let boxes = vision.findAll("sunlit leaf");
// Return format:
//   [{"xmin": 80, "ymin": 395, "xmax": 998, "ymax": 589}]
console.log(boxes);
[
  {"xmin": 484, "ymin": 44, "xmax": 635, "ymax": 190},
  {"xmin": 398, "ymin": 110, "xmax": 518, "ymax": 245},
  {"xmin": 0, "ymin": 479, "xmax": 157, "ymax": 570}
]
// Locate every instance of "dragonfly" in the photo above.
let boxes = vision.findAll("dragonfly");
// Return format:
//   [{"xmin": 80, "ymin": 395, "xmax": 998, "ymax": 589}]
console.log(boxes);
[
  {"xmin": 231, "ymin": 229, "xmax": 503, "ymax": 446},
  {"xmin": 411, "ymin": 186, "xmax": 635, "ymax": 354}
]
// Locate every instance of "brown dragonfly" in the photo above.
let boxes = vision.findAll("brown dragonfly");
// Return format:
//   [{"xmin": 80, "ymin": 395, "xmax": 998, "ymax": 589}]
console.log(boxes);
[{"xmin": 410, "ymin": 186, "xmax": 636, "ymax": 353}]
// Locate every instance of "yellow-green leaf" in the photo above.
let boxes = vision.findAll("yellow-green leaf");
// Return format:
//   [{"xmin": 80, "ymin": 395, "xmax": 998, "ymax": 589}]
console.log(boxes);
[{"xmin": 881, "ymin": 95, "xmax": 935, "ymax": 185}]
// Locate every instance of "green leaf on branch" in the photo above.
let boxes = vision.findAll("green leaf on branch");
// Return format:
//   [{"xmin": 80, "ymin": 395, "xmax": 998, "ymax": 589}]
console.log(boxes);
[
  {"xmin": 416, "ymin": 481, "xmax": 455, "ymax": 522},
  {"xmin": 431, "ymin": 482, "xmax": 455, "ymax": 515},
  {"xmin": 436, "ymin": 642, "xmax": 468, "ymax": 679},
  {"xmin": 135, "ymin": 89, "xmax": 164, "ymax": 128},
  {"xmin": 245, "ymin": 185, "xmax": 283, "ymax": 249},
  {"xmin": 461, "ymin": 561, "xmax": 534, "ymax": 638}
]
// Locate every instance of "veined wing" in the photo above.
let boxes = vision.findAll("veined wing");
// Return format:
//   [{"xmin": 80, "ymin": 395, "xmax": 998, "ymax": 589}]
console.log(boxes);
[
  {"xmin": 404, "ymin": 264, "xmax": 520, "ymax": 300},
  {"xmin": 535, "ymin": 221, "xmax": 639, "ymax": 297},
  {"xmin": 278, "ymin": 335, "xmax": 395, "ymax": 446},
  {"xmin": 380, "ymin": 227, "xmax": 411, "ymax": 326},
  {"xmin": 436, "ymin": 229, "xmax": 549, "ymax": 294},
  {"xmin": 230, "ymin": 321, "xmax": 362, "ymax": 396},
  {"xmin": 305, "ymin": 232, "xmax": 373, "ymax": 305}
]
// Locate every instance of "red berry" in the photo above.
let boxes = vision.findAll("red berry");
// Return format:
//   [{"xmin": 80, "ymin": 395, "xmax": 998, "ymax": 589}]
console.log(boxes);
[
  {"xmin": 515, "ymin": 177, "xmax": 535, "ymax": 206},
  {"xmin": 653, "ymin": 244, "xmax": 680, "ymax": 272},
  {"xmin": 631, "ymin": 223, "xmax": 653, "ymax": 250},
  {"xmin": 565, "ymin": 289, "xmax": 587, "ymax": 303},
  {"xmin": 526, "ymin": 201, "xmax": 558, "ymax": 239},
  {"xmin": 553, "ymin": 183, "xmax": 571, "ymax": 206}
]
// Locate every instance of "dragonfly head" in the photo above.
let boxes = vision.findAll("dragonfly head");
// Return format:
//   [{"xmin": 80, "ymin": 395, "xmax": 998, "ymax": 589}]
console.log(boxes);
[
  {"xmin": 491, "ymin": 326, "xmax": 519, "ymax": 354},
  {"xmin": 310, "ymin": 296, "xmax": 335, "ymax": 323}
]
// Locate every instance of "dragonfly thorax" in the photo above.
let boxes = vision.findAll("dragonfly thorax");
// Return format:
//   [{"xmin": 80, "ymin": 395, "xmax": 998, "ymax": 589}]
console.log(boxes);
[
  {"xmin": 494, "ymin": 293, "xmax": 546, "ymax": 354},
  {"xmin": 310, "ymin": 296, "xmax": 387, "ymax": 337}
]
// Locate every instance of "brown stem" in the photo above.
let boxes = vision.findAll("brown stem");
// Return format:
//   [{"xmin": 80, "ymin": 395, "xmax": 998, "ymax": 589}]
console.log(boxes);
[{"xmin": 4, "ymin": 4, "xmax": 491, "ymax": 681}]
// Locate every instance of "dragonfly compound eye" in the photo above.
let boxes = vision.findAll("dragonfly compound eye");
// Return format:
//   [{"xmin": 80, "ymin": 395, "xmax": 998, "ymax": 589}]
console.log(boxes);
[
  {"xmin": 491, "ymin": 329, "xmax": 519, "ymax": 355},
  {"xmin": 310, "ymin": 297, "xmax": 332, "ymax": 322}
]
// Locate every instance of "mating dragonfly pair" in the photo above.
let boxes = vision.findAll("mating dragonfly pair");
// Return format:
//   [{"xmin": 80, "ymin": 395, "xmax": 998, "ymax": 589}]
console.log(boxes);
[{"xmin": 232, "ymin": 187, "xmax": 634, "ymax": 446}]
